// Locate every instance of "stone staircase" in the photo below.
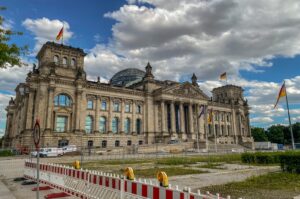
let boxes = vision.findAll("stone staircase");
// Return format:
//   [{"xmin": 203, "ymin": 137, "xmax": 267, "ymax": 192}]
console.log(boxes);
[{"xmin": 206, "ymin": 139, "xmax": 247, "ymax": 152}]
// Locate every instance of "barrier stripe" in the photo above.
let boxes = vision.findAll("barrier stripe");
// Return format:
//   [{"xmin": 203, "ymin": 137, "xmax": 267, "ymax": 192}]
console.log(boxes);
[
  {"xmin": 142, "ymin": 184, "xmax": 148, "ymax": 197},
  {"xmin": 24, "ymin": 161, "xmax": 225, "ymax": 199},
  {"xmin": 153, "ymin": 186, "xmax": 160, "ymax": 199}
]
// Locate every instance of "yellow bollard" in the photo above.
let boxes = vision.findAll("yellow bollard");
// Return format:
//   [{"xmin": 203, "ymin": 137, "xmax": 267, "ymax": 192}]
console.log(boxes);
[
  {"xmin": 124, "ymin": 167, "xmax": 135, "ymax": 180},
  {"xmin": 157, "ymin": 171, "xmax": 168, "ymax": 187},
  {"xmin": 73, "ymin": 160, "xmax": 80, "ymax": 169}
]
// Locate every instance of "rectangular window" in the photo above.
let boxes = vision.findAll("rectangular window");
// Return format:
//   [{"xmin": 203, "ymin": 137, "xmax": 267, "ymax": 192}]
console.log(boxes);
[
  {"xmin": 87, "ymin": 100, "xmax": 93, "ymax": 109},
  {"xmin": 56, "ymin": 116, "xmax": 67, "ymax": 132},
  {"xmin": 136, "ymin": 105, "xmax": 142, "ymax": 114},
  {"xmin": 125, "ymin": 104, "xmax": 130, "ymax": 113},
  {"xmin": 113, "ymin": 102, "xmax": 120, "ymax": 112},
  {"xmin": 101, "ymin": 101, "xmax": 107, "ymax": 110},
  {"xmin": 215, "ymin": 114, "xmax": 218, "ymax": 121}
]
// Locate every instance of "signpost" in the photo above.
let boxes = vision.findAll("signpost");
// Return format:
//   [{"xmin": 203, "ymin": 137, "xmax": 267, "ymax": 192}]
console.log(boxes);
[{"xmin": 33, "ymin": 119, "xmax": 40, "ymax": 199}]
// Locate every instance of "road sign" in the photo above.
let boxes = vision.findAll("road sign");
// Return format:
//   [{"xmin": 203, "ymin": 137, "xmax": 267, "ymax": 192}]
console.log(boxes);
[{"xmin": 33, "ymin": 119, "xmax": 40, "ymax": 149}]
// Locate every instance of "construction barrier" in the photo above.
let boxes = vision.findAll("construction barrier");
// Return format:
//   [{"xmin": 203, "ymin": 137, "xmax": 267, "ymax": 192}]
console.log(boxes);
[{"xmin": 24, "ymin": 160, "xmax": 229, "ymax": 199}]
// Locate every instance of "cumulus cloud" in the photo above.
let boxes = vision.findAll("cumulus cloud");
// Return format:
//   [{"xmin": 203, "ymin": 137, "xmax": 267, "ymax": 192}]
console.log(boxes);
[
  {"xmin": 251, "ymin": 117, "xmax": 274, "ymax": 123},
  {"xmin": 99, "ymin": 0, "xmax": 300, "ymax": 81},
  {"xmin": 22, "ymin": 17, "xmax": 73, "ymax": 52}
]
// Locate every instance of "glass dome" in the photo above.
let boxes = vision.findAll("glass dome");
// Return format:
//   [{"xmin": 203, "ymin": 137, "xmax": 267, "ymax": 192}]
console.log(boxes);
[{"xmin": 110, "ymin": 68, "xmax": 145, "ymax": 87}]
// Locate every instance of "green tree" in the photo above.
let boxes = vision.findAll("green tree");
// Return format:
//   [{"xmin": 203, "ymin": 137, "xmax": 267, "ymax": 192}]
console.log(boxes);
[
  {"xmin": 266, "ymin": 125, "xmax": 286, "ymax": 144},
  {"xmin": 292, "ymin": 122, "xmax": 300, "ymax": 143},
  {"xmin": 0, "ymin": 6, "xmax": 27, "ymax": 68},
  {"xmin": 251, "ymin": 127, "xmax": 268, "ymax": 142}
]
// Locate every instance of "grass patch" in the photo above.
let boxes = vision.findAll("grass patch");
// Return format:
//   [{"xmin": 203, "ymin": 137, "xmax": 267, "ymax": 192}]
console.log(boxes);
[
  {"xmin": 201, "ymin": 172, "xmax": 300, "ymax": 199},
  {"xmin": 197, "ymin": 163, "xmax": 224, "ymax": 169},
  {"xmin": 157, "ymin": 154, "xmax": 241, "ymax": 165},
  {"xmin": 125, "ymin": 167, "xmax": 208, "ymax": 178},
  {"xmin": 0, "ymin": 150, "xmax": 14, "ymax": 157}
]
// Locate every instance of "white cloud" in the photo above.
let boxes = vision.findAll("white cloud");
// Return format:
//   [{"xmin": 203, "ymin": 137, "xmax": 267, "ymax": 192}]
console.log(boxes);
[
  {"xmin": 251, "ymin": 117, "xmax": 274, "ymax": 123},
  {"xmin": 22, "ymin": 17, "xmax": 73, "ymax": 52},
  {"xmin": 99, "ymin": 0, "xmax": 300, "ymax": 81}
]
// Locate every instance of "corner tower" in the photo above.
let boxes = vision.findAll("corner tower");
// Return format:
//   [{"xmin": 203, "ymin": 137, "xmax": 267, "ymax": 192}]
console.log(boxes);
[{"xmin": 36, "ymin": 42, "xmax": 86, "ymax": 79}]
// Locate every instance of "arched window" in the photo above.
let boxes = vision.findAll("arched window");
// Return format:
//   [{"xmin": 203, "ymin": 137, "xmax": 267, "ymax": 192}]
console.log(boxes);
[
  {"xmin": 54, "ymin": 94, "xmax": 72, "ymax": 107},
  {"xmin": 102, "ymin": 140, "xmax": 107, "ymax": 148},
  {"xmin": 127, "ymin": 140, "xmax": 132, "ymax": 146},
  {"xmin": 71, "ymin": 58, "xmax": 76, "ymax": 67},
  {"xmin": 136, "ymin": 119, "xmax": 142, "ymax": 134},
  {"xmin": 62, "ymin": 57, "xmax": 67, "ymax": 65},
  {"xmin": 112, "ymin": 117, "xmax": 119, "ymax": 133},
  {"xmin": 115, "ymin": 140, "xmax": 120, "ymax": 147},
  {"xmin": 124, "ymin": 118, "xmax": 130, "ymax": 134},
  {"xmin": 99, "ymin": 116, "xmax": 106, "ymax": 133},
  {"xmin": 85, "ymin": 116, "xmax": 93, "ymax": 133},
  {"xmin": 54, "ymin": 55, "xmax": 59, "ymax": 64}
]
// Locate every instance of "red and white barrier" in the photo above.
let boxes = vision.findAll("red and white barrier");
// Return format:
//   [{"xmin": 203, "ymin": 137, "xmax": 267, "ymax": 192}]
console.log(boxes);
[{"xmin": 24, "ymin": 160, "xmax": 229, "ymax": 199}]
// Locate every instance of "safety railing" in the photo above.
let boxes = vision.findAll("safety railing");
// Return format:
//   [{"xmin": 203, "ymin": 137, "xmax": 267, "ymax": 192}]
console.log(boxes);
[{"xmin": 24, "ymin": 160, "xmax": 230, "ymax": 199}]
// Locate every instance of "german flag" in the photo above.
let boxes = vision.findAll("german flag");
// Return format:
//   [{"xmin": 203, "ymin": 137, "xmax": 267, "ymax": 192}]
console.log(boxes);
[
  {"xmin": 219, "ymin": 72, "xmax": 227, "ymax": 80},
  {"xmin": 274, "ymin": 82, "xmax": 287, "ymax": 109},
  {"xmin": 56, "ymin": 27, "xmax": 64, "ymax": 41}
]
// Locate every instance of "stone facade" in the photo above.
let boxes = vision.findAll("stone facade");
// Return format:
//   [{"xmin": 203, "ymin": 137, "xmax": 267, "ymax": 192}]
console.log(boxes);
[{"xmin": 3, "ymin": 42, "xmax": 253, "ymax": 149}]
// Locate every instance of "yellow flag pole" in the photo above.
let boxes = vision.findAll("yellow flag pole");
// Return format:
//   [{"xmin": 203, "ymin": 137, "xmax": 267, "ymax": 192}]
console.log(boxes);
[{"xmin": 284, "ymin": 81, "xmax": 295, "ymax": 150}]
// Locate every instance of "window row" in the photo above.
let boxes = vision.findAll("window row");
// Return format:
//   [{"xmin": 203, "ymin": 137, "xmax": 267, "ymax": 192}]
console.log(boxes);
[
  {"xmin": 53, "ymin": 94, "xmax": 142, "ymax": 115},
  {"xmin": 87, "ymin": 140, "xmax": 144, "ymax": 148},
  {"xmin": 53, "ymin": 55, "xmax": 76, "ymax": 67},
  {"xmin": 87, "ymin": 99, "xmax": 142, "ymax": 114},
  {"xmin": 57, "ymin": 139, "xmax": 143, "ymax": 148},
  {"xmin": 85, "ymin": 116, "xmax": 142, "ymax": 134},
  {"xmin": 214, "ymin": 112, "xmax": 231, "ymax": 122},
  {"xmin": 54, "ymin": 115, "xmax": 142, "ymax": 134}
]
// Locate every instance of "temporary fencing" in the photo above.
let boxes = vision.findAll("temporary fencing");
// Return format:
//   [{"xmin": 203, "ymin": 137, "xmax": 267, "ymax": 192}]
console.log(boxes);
[{"xmin": 24, "ymin": 160, "xmax": 230, "ymax": 199}]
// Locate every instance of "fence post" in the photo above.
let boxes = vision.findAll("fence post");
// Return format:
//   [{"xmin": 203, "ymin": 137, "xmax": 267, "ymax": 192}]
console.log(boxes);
[{"xmin": 120, "ymin": 176, "xmax": 125, "ymax": 199}]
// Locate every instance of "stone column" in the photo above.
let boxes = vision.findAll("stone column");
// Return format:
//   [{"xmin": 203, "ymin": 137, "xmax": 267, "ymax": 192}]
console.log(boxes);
[
  {"xmin": 46, "ymin": 87, "xmax": 55, "ymax": 129},
  {"xmin": 25, "ymin": 89, "xmax": 35, "ymax": 129},
  {"xmin": 170, "ymin": 102, "xmax": 176, "ymax": 133},
  {"xmin": 218, "ymin": 111, "xmax": 222, "ymax": 136},
  {"xmin": 224, "ymin": 113, "xmax": 228, "ymax": 136},
  {"xmin": 132, "ymin": 100, "xmax": 136, "ymax": 134},
  {"xmin": 75, "ymin": 90, "xmax": 83, "ymax": 131},
  {"xmin": 95, "ymin": 96, "xmax": 99, "ymax": 133},
  {"xmin": 188, "ymin": 104, "xmax": 194, "ymax": 134},
  {"xmin": 120, "ymin": 99, "xmax": 125, "ymax": 133},
  {"xmin": 161, "ymin": 101, "xmax": 166, "ymax": 133},
  {"xmin": 179, "ymin": 102, "xmax": 185, "ymax": 134},
  {"xmin": 231, "ymin": 110, "xmax": 237, "ymax": 143},
  {"xmin": 108, "ymin": 98, "xmax": 113, "ymax": 133},
  {"xmin": 246, "ymin": 113, "xmax": 251, "ymax": 137}
]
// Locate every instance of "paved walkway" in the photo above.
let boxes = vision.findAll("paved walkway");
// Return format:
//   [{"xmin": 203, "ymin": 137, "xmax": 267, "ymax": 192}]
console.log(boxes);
[
  {"xmin": 0, "ymin": 180, "xmax": 16, "ymax": 199},
  {"xmin": 168, "ymin": 165, "xmax": 280, "ymax": 192}
]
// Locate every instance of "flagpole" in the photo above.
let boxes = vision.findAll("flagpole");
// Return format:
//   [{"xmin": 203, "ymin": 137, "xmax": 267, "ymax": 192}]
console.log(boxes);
[
  {"xmin": 62, "ymin": 24, "xmax": 64, "ymax": 45},
  {"xmin": 285, "ymin": 82, "xmax": 295, "ymax": 150}
]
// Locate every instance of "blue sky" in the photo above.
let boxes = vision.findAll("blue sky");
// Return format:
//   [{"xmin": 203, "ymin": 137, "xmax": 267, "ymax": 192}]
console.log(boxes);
[{"xmin": 1, "ymin": 0, "xmax": 300, "ymax": 135}]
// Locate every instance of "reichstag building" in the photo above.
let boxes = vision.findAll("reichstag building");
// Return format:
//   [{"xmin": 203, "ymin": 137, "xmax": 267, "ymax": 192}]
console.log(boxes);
[{"xmin": 3, "ymin": 42, "xmax": 253, "ymax": 149}]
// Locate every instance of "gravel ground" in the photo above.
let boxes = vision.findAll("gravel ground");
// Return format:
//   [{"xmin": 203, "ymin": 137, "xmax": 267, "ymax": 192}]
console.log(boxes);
[{"xmin": 0, "ymin": 156, "xmax": 283, "ymax": 199}]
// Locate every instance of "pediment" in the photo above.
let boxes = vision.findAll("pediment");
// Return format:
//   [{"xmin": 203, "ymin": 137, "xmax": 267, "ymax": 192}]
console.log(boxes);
[
  {"xmin": 158, "ymin": 82, "xmax": 209, "ymax": 100},
  {"xmin": 55, "ymin": 107, "xmax": 72, "ymax": 114}
]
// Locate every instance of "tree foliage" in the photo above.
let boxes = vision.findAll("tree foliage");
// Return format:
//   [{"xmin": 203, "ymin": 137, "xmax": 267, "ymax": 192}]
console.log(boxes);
[
  {"xmin": 251, "ymin": 127, "xmax": 268, "ymax": 142},
  {"xmin": 251, "ymin": 123, "xmax": 300, "ymax": 145},
  {"xmin": 0, "ymin": 6, "xmax": 28, "ymax": 68}
]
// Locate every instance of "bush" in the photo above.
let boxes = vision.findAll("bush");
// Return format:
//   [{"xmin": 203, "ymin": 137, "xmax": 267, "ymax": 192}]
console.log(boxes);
[
  {"xmin": 241, "ymin": 152, "xmax": 285, "ymax": 164},
  {"xmin": 0, "ymin": 150, "xmax": 14, "ymax": 157},
  {"xmin": 279, "ymin": 152, "xmax": 300, "ymax": 174}
]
